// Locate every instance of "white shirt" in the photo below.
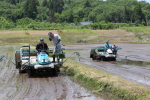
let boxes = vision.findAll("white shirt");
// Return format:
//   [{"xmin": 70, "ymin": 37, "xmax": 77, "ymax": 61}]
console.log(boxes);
[
  {"xmin": 51, "ymin": 34, "xmax": 61, "ymax": 45},
  {"xmin": 51, "ymin": 34, "xmax": 62, "ymax": 54}
]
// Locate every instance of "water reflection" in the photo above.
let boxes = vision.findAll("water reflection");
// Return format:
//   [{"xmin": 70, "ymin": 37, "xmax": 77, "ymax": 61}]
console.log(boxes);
[{"xmin": 113, "ymin": 59, "xmax": 150, "ymax": 67}]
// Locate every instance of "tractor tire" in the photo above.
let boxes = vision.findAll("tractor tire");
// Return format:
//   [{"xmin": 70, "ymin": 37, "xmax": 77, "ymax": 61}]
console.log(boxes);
[
  {"xmin": 92, "ymin": 51, "xmax": 97, "ymax": 60},
  {"xmin": 19, "ymin": 67, "xmax": 26, "ymax": 73},
  {"xmin": 18, "ymin": 62, "xmax": 23, "ymax": 73},
  {"xmin": 19, "ymin": 68, "xmax": 23, "ymax": 73},
  {"xmin": 90, "ymin": 49, "xmax": 96, "ymax": 60},
  {"xmin": 18, "ymin": 62, "xmax": 26, "ymax": 73},
  {"xmin": 28, "ymin": 69, "xmax": 32, "ymax": 78},
  {"xmin": 90, "ymin": 54, "xmax": 93, "ymax": 58},
  {"xmin": 28, "ymin": 67, "xmax": 34, "ymax": 78},
  {"xmin": 52, "ymin": 67, "xmax": 58, "ymax": 76},
  {"xmin": 101, "ymin": 57, "xmax": 105, "ymax": 61},
  {"xmin": 113, "ymin": 58, "xmax": 116, "ymax": 61},
  {"xmin": 19, "ymin": 69, "xmax": 27, "ymax": 74},
  {"xmin": 92, "ymin": 54, "xmax": 96, "ymax": 60}
]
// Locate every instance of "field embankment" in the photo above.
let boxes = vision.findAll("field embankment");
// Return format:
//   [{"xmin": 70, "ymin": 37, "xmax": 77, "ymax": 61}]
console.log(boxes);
[
  {"xmin": 64, "ymin": 59, "xmax": 150, "ymax": 100},
  {"xmin": 121, "ymin": 26, "xmax": 150, "ymax": 43},
  {"xmin": 0, "ymin": 29, "xmax": 139, "ymax": 45}
]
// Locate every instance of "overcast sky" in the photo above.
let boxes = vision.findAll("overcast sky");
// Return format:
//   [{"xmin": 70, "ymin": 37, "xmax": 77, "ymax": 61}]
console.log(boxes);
[{"xmin": 138, "ymin": 0, "xmax": 150, "ymax": 3}]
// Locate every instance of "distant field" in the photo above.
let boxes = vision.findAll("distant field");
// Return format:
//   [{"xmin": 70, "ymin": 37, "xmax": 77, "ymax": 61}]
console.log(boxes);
[
  {"xmin": 0, "ymin": 29, "xmax": 139, "ymax": 45},
  {"xmin": 121, "ymin": 26, "xmax": 150, "ymax": 43}
]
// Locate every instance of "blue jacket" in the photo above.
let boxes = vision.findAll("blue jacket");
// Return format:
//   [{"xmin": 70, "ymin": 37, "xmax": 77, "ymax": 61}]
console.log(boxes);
[{"xmin": 104, "ymin": 43, "xmax": 111, "ymax": 49}]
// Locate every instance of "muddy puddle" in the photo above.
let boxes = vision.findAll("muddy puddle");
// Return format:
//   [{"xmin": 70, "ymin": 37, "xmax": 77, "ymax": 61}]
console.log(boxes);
[{"xmin": 112, "ymin": 59, "xmax": 150, "ymax": 67}]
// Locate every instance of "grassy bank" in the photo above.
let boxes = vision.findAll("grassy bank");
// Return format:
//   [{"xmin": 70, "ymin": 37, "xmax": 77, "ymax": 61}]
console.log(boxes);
[
  {"xmin": 64, "ymin": 59, "xmax": 150, "ymax": 100},
  {"xmin": 120, "ymin": 26, "xmax": 150, "ymax": 43},
  {"xmin": 0, "ymin": 29, "xmax": 137, "ymax": 45}
]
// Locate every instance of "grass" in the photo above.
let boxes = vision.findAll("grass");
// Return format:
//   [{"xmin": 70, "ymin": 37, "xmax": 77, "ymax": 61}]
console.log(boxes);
[
  {"xmin": 64, "ymin": 59, "xmax": 150, "ymax": 100},
  {"xmin": 0, "ymin": 29, "xmax": 138, "ymax": 45},
  {"xmin": 0, "ymin": 27, "xmax": 150, "ymax": 45},
  {"xmin": 120, "ymin": 26, "xmax": 150, "ymax": 35},
  {"xmin": 120, "ymin": 26, "xmax": 150, "ymax": 43}
]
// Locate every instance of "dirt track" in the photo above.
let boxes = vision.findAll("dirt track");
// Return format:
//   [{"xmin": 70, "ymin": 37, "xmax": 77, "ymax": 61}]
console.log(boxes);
[
  {"xmin": 0, "ymin": 45, "xmax": 106, "ymax": 100},
  {"xmin": 65, "ymin": 43, "xmax": 150, "ymax": 87}
]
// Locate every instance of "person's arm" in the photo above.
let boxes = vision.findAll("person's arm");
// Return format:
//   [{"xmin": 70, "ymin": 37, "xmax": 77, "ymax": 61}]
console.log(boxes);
[
  {"xmin": 56, "ymin": 34, "xmax": 61, "ymax": 44},
  {"xmin": 45, "ymin": 43, "xmax": 48, "ymax": 50},
  {"xmin": 49, "ymin": 37, "xmax": 52, "ymax": 41},
  {"xmin": 57, "ymin": 39, "xmax": 61, "ymax": 44},
  {"xmin": 36, "ymin": 44, "xmax": 39, "ymax": 51},
  {"xmin": 104, "ymin": 44, "xmax": 106, "ymax": 48}
]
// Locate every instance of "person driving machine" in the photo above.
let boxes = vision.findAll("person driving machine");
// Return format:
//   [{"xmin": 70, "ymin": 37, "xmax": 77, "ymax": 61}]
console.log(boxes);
[{"xmin": 36, "ymin": 38, "xmax": 48, "ymax": 54}]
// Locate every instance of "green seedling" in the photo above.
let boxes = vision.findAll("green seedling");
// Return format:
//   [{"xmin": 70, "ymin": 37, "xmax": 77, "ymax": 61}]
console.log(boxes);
[
  {"xmin": 62, "ymin": 52, "xmax": 80, "ymax": 65},
  {"xmin": 0, "ymin": 56, "xmax": 4, "ymax": 62},
  {"xmin": 0, "ymin": 55, "xmax": 16, "ymax": 65}
]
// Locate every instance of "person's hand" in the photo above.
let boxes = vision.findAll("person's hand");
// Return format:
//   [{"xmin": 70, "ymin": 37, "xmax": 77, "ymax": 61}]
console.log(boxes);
[
  {"xmin": 49, "ymin": 37, "xmax": 52, "ymax": 41},
  {"xmin": 55, "ymin": 43, "xmax": 58, "ymax": 45}
]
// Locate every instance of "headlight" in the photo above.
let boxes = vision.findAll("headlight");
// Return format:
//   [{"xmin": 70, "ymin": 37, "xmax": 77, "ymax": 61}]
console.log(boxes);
[
  {"xmin": 45, "ymin": 57, "xmax": 50, "ymax": 62},
  {"xmin": 38, "ymin": 57, "xmax": 44, "ymax": 62}
]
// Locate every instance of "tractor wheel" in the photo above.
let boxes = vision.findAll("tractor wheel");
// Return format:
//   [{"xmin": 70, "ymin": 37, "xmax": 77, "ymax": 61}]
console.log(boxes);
[
  {"xmin": 28, "ymin": 69, "xmax": 32, "ymax": 78},
  {"xmin": 92, "ymin": 53, "xmax": 97, "ymax": 60},
  {"xmin": 19, "ymin": 68, "xmax": 23, "ymax": 73},
  {"xmin": 90, "ymin": 49, "xmax": 96, "ymax": 60},
  {"xmin": 19, "ymin": 67, "xmax": 26, "ymax": 73},
  {"xmin": 18, "ymin": 62, "xmax": 22, "ymax": 73},
  {"xmin": 52, "ymin": 67, "xmax": 58, "ymax": 76},
  {"xmin": 101, "ymin": 57, "xmax": 105, "ymax": 61},
  {"xmin": 28, "ymin": 68, "xmax": 34, "ymax": 78},
  {"xmin": 113, "ymin": 58, "xmax": 116, "ymax": 61}
]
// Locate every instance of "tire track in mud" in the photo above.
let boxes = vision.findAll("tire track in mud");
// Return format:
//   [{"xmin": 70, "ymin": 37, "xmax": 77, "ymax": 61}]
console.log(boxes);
[
  {"xmin": 0, "ymin": 46, "xmax": 16, "ymax": 100},
  {"xmin": 0, "ymin": 45, "xmax": 103, "ymax": 100},
  {"xmin": 65, "ymin": 44, "xmax": 150, "ymax": 87}
]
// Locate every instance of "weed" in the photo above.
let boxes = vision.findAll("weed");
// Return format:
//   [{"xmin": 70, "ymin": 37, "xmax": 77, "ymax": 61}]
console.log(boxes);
[{"xmin": 25, "ymin": 32, "xmax": 30, "ymax": 35}]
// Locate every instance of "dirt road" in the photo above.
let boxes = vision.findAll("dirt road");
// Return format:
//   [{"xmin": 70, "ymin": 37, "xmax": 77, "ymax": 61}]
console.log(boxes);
[
  {"xmin": 0, "ymin": 45, "xmax": 106, "ymax": 100},
  {"xmin": 65, "ymin": 43, "xmax": 150, "ymax": 87}
]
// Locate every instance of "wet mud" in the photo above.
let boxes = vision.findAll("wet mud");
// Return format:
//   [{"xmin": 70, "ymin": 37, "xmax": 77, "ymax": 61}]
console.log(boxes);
[
  {"xmin": 0, "ymin": 45, "xmax": 107, "ymax": 100},
  {"xmin": 65, "ymin": 43, "xmax": 150, "ymax": 87},
  {"xmin": 1, "ymin": 43, "xmax": 150, "ymax": 100}
]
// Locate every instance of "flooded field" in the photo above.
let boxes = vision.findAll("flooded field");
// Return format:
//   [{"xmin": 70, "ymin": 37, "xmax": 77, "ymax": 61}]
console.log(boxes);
[
  {"xmin": 0, "ymin": 45, "xmax": 116, "ymax": 100},
  {"xmin": 65, "ymin": 43, "xmax": 150, "ymax": 87}
]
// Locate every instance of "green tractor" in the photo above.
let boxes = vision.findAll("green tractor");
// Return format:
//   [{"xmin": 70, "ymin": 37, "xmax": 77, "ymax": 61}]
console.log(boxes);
[{"xmin": 90, "ymin": 46, "xmax": 121, "ymax": 61}]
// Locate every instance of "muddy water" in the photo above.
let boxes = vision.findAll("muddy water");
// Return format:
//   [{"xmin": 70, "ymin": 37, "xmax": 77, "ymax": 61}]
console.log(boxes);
[
  {"xmin": 65, "ymin": 43, "xmax": 150, "ymax": 87},
  {"xmin": 1, "ymin": 44, "xmax": 150, "ymax": 100},
  {"xmin": 0, "ymin": 45, "xmax": 108, "ymax": 100}
]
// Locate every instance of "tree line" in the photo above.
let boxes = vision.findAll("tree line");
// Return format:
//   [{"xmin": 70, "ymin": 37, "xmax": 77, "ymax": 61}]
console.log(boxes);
[{"xmin": 0, "ymin": 0, "xmax": 150, "ymax": 29}]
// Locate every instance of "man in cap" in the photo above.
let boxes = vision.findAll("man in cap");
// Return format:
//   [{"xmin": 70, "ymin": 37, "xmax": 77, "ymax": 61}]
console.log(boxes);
[
  {"xmin": 111, "ymin": 44, "xmax": 117, "ymax": 54},
  {"xmin": 36, "ymin": 38, "xmax": 48, "ymax": 53},
  {"xmin": 104, "ymin": 40, "xmax": 111, "ymax": 52},
  {"xmin": 48, "ymin": 32, "xmax": 62, "ymax": 62}
]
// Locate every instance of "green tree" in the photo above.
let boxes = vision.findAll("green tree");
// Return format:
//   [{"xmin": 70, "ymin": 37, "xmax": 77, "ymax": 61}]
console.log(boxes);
[
  {"xmin": 124, "ymin": 6, "xmax": 131, "ymax": 23},
  {"xmin": 10, "ymin": 0, "xmax": 16, "ymax": 5},
  {"xmin": 133, "ymin": 4, "xmax": 146, "ymax": 25},
  {"xmin": 68, "ymin": 0, "xmax": 71, "ymax": 4},
  {"xmin": 16, "ymin": 0, "xmax": 20, "ymax": 3},
  {"xmin": 49, "ymin": 9, "xmax": 55, "ymax": 22},
  {"xmin": 24, "ymin": 0, "xmax": 38, "ymax": 19},
  {"xmin": 42, "ymin": 0, "xmax": 47, "ymax": 7},
  {"xmin": 84, "ymin": 0, "xmax": 91, "ymax": 8}
]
